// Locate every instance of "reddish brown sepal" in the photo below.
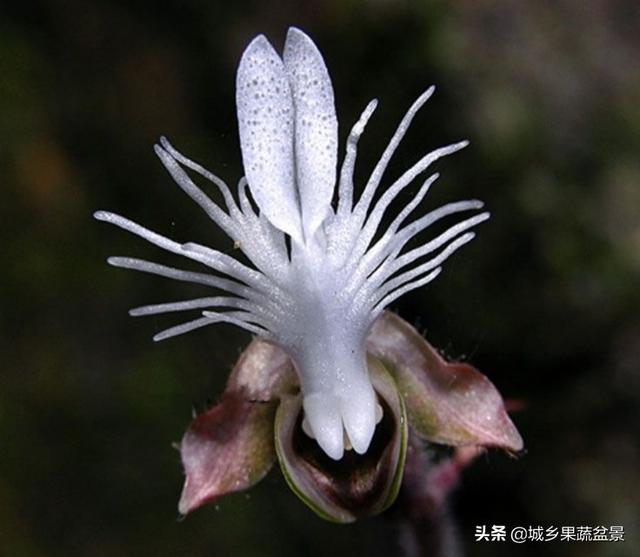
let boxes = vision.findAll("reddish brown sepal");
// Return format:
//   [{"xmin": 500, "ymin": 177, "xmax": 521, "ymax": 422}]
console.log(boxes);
[
  {"xmin": 178, "ymin": 338, "xmax": 297, "ymax": 515},
  {"xmin": 367, "ymin": 312, "xmax": 523, "ymax": 452}
]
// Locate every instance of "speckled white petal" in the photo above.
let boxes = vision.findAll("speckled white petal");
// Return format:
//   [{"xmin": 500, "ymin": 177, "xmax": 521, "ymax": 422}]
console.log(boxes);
[
  {"xmin": 236, "ymin": 35, "xmax": 302, "ymax": 242},
  {"xmin": 283, "ymin": 27, "xmax": 337, "ymax": 239}
]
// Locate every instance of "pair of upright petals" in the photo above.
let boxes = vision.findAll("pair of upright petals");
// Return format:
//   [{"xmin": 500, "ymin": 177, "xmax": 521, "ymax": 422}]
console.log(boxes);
[{"xmin": 237, "ymin": 28, "xmax": 337, "ymax": 244}]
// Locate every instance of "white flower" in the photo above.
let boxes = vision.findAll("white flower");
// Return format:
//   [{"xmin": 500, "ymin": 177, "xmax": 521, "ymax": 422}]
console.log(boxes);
[{"xmin": 95, "ymin": 28, "xmax": 489, "ymax": 460}]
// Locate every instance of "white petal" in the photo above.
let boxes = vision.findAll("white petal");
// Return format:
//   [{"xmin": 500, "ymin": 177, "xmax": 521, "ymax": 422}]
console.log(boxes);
[
  {"xmin": 283, "ymin": 27, "xmax": 338, "ymax": 239},
  {"xmin": 236, "ymin": 35, "xmax": 302, "ymax": 242},
  {"xmin": 303, "ymin": 393, "xmax": 344, "ymax": 460}
]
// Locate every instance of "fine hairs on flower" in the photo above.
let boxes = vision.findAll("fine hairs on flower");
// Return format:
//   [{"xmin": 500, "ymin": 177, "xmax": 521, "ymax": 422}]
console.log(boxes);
[{"xmin": 95, "ymin": 28, "xmax": 489, "ymax": 460}]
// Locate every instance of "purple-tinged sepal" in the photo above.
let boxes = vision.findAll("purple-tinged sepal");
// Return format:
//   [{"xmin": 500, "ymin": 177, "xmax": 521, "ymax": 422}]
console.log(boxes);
[
  {"xmin": 178, "ymin": 339, "xmax": 296, "ymax": 514},
  {"xmin": 368, "ymin": 312, "xmax": 523, "ymax": 452}
]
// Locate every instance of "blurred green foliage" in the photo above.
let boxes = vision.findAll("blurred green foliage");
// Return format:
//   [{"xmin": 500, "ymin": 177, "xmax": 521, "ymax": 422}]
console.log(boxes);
[{"xmin": 1, "ymin": 1, "xmax": 639, "ymax": 556}]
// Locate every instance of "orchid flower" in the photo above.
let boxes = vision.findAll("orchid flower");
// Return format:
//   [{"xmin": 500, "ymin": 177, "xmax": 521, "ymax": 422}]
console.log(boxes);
[{"xmin": 96, "ymin": 28, "xmax": 522, "ymax": 522}]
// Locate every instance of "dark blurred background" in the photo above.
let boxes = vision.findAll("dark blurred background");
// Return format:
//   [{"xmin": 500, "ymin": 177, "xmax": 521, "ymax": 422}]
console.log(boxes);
[{"xmin": 1, "ymin": 1, "xmax": 639, "ymax": 556}]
